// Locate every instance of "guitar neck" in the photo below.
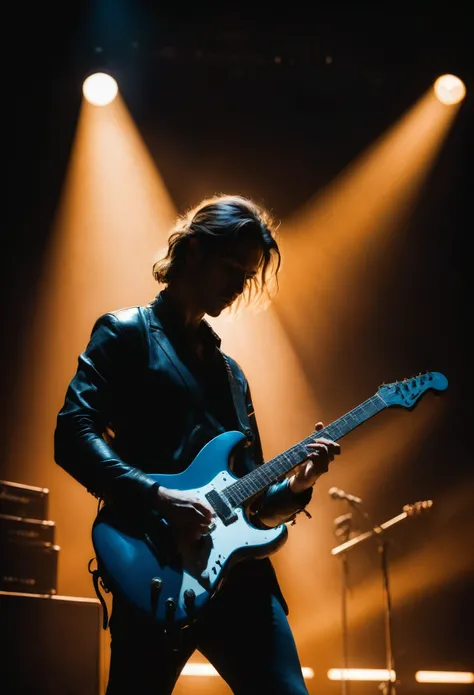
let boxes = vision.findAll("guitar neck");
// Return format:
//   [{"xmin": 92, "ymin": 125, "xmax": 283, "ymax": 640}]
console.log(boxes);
[{"xmin": 224, "ymin": 393, "xmax": 387, "ymax": 506}]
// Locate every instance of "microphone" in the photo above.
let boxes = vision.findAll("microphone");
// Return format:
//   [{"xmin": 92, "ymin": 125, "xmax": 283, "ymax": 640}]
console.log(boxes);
[
  {"xmin": 333, "ymin": 512, "xmax": 353, "ymax": 527},
  {"xmin": 333, "ymin": 512, "xmax": 354, "ymax": 537},
  {"xmin": 329, "ymin": 486, "xmax": 363, "ymax": 505}
]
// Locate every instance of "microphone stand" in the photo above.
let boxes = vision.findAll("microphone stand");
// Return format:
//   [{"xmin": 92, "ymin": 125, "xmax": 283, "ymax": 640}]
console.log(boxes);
[
  {"xmin": 378, "ymin": 536, "xmax": 395, "ymax": 695},
  {"xmin": 332, "ymin": 500, "xmax": 397, "ymax": 695},
  {"xmin": 333, "ymin": 514, "xmax": 354, "ymax": 695}
]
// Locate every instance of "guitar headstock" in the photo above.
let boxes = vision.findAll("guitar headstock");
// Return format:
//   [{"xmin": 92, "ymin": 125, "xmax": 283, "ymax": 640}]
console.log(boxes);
[
  {"xmin": 403, "ymin": 500, "xmax": 433, "ymax": 516},
  {"xmin": 378, "ymin": 371, "xmax": 448, "ymax": 409}
]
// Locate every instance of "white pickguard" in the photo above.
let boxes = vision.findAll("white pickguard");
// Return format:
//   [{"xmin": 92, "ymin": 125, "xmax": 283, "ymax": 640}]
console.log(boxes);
[{"xmin": 177, "ymin": 470, "xmax": 285, "ymax": 611}]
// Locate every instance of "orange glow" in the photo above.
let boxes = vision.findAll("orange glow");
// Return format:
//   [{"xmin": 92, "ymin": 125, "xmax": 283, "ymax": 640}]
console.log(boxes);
[
  {"xmin": 328, "ymin": 668, "xmax": 396, "ymax": 681},
  {"xmin": 416, "ymin": 671, "xmax": 474, "ymax": 684},
  {"xmin": 261, "ymin": 83, "xmax": 463, "ymax": 648},
  {"xmin": 276, "ymin": 85, "xmax": 463, "ymax": 368},
  {"xmin": 4, "ymin": 92, "xmax": 176, "ymax": 694}
]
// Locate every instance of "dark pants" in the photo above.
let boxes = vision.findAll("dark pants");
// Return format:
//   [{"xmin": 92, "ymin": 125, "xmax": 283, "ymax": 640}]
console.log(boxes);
[{"xmin": 105, "ymin": 580, "xmax": 310, "ymax": 695}]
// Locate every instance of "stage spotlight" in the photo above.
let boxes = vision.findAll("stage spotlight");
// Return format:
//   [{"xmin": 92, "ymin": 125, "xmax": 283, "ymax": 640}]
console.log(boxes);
[
  {"xmin": 82, "ymin": 72, "xmax": 118, "ymax": 106},
  {"xmin": 328, "ymin": 669, "xmax": 396, "ymax": 682},
  {"xmin": 433, "ymin": 74, "xmax": 466, "ymax": 105},
  {"xmin": 416, "ymin": 671, "xmax": 474, "ymax": 684}
]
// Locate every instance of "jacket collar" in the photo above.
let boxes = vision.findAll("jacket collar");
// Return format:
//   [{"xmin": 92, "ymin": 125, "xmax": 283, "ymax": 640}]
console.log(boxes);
[{"xmin": 147, "ymin": 289, "xmax": 222, "ymax": 349}]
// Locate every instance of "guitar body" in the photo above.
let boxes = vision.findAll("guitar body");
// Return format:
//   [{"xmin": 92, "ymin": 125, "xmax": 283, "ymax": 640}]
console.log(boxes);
[{"xmin": 92, "ymin": 430, "xmax": 288, "ymax": 629}]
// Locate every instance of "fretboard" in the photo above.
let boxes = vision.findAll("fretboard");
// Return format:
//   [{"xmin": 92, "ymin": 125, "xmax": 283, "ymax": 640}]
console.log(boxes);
[{"xmin": 223, "ymin": 393, "xmax": 387, "ymax": 507}]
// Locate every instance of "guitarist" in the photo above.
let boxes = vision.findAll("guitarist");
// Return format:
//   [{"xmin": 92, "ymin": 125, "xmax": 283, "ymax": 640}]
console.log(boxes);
[{"xmin": 54, "ymin": 194, "xmax": 340, "ymax": 695}]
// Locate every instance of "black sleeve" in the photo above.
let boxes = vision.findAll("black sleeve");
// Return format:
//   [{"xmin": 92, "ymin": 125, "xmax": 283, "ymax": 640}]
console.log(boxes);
[{"xmin": 54, "ymin": 312, "xmax": 158, "ymax": 509}]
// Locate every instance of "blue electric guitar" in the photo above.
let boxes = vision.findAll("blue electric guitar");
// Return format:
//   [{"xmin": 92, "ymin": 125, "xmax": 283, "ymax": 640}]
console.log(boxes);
[{"xmin": 92, "ymin": 371, "xmax": 447, "ymax": 630}]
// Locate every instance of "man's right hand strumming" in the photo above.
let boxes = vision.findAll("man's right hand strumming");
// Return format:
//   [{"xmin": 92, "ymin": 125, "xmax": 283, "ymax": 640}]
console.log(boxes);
[{"xmin": 155, "ymin": 487, "xmax": 215, "ymax": 540}]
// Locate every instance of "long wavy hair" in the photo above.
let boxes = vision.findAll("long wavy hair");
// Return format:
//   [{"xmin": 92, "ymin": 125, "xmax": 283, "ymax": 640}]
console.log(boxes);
[{"xmin": 152, "ymin": 194, "xmax": 281, "ymax": 307}]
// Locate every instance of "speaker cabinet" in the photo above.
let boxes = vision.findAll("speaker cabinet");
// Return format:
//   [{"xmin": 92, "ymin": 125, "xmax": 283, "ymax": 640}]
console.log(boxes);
[{"xmin": 0, "ymin": 590, "xmax": 101, "ymax": 695}]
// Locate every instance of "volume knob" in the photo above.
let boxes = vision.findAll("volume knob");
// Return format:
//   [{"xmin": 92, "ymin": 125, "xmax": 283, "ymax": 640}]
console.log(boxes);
[{"xmin": 184, "ymin": 588, "xmax": 196, "ymax": 611}]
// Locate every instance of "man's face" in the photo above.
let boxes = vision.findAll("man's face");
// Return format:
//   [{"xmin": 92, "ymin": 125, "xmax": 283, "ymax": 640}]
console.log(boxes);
[{"xmin": 191, "ymin": 237, "xmax": 263, "ymax": 317}]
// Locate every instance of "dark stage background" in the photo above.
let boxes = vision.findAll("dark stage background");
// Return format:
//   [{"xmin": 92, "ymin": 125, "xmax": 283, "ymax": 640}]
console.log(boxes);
[{"xmin": 3, "ymin": 3, "xmax": 473, "ymax": 694}]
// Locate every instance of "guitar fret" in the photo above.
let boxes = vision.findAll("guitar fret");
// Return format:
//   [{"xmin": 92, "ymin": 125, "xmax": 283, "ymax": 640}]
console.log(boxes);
[
  {"xmin": 241, "ymin": 479, "xmax": 258, "ymax": 496},
  {"xmin": 326, "ymin": 421, "xmax": 346, "ymax": 439}
]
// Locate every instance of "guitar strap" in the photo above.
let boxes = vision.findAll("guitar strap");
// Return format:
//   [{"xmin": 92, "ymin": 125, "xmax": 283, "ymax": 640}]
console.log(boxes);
[{"xmin": 219, "ymin": 352, "xmax": 255, "ymax": 447}]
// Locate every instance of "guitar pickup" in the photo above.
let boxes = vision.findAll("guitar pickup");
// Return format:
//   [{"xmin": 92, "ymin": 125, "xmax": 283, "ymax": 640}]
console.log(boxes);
[{"xmin": 205, "ymin": 490, "xmax": 238, "ymax": 525}]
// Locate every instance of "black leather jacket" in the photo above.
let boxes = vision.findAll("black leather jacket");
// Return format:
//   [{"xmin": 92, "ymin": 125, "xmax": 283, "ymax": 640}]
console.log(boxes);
[{"xmin": 54, "ymin": 291, "xmax": 312, "ymax": 609}]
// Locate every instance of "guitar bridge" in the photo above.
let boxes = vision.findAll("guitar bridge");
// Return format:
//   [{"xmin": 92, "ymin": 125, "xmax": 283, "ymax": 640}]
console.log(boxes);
[{"xmin": 205, "ymin": 490, "xmax": 237, "ymax": 526}]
